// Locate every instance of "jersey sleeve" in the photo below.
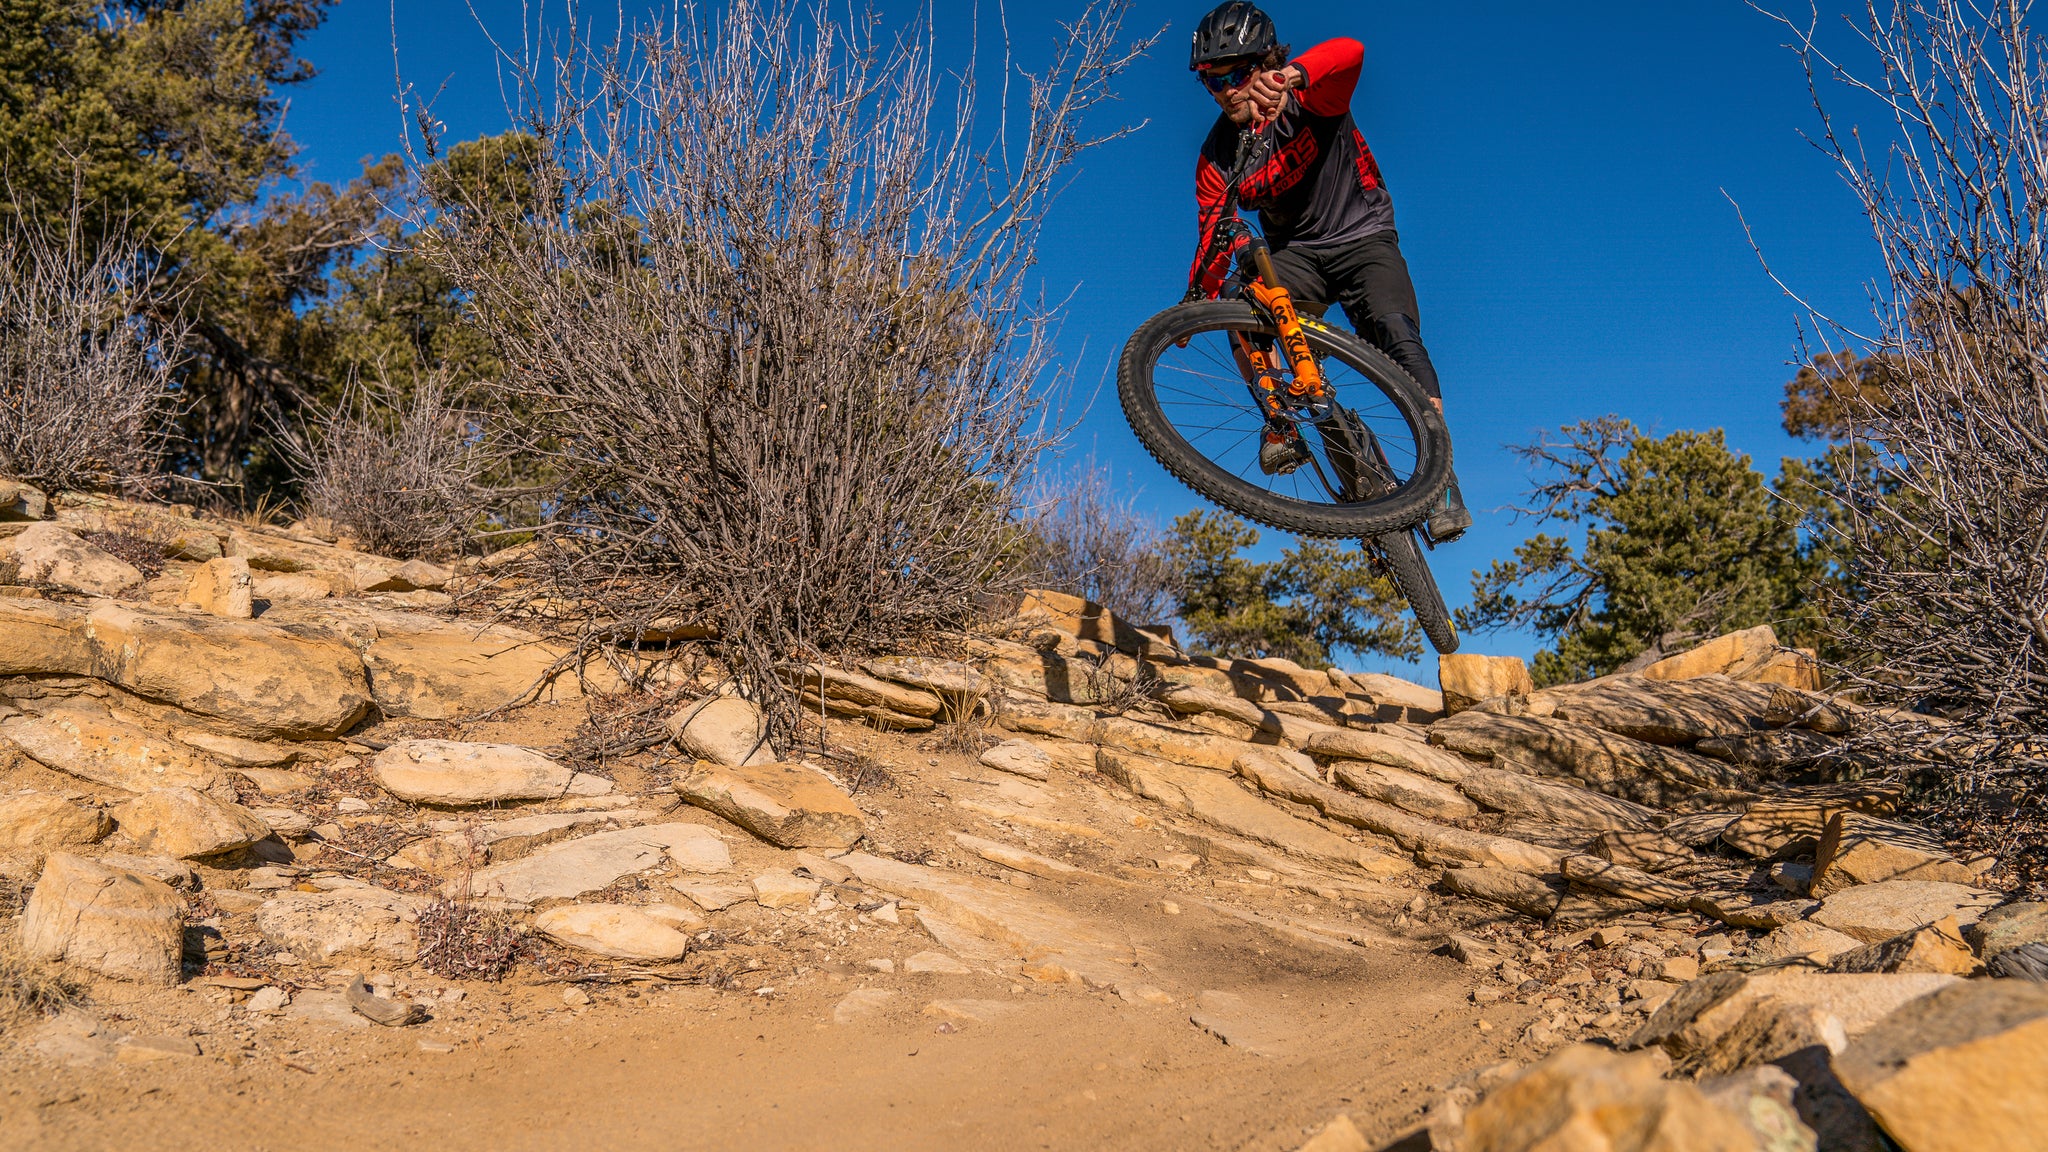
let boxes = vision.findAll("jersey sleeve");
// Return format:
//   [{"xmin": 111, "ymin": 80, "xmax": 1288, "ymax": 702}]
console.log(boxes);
[
  {"xmin": 1190, "ymin": 151, "xmax": 1245, "ymax": 298},
  {"xmin": 1291, "ymin": 38, "xmax": 1363, "ymax": 118}
]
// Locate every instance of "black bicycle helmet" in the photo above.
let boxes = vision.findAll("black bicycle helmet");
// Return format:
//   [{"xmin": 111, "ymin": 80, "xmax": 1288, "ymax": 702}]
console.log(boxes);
[{"xmin": 1189, "ymin": 2, "xmax": 1277, "ymax": 70}]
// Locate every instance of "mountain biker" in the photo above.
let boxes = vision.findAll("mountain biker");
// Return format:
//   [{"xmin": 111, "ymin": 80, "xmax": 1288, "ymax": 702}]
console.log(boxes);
[{"xmin": 1187, "ymin": 1, "xmax": 1471, "ymax": 542}]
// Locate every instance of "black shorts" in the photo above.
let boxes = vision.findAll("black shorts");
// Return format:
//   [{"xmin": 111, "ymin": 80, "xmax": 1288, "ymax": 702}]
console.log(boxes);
[{"xmin": 1258, "ymin": 229, "xmax": 1422, "ymax": 336}]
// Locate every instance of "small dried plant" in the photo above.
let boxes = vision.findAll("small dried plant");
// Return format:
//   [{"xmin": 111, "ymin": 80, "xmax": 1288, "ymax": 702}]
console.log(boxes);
[
  {"xmin": 415, "ymin": 897, "xmax": 527, "ymax": 981},
  {"xmin": 0, "ymin": 936, "xmax": 84, "ymax": 1022},
  {"xmin": 0, "ymin": 204, "xmax": 183, "ymax": 494}
]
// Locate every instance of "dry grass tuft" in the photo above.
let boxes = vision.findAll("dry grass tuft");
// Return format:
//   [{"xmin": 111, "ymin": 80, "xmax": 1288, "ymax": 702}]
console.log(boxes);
[
  {"xmin": 415, "ymin": 898, "xmax": 527, "ymax": 981},
  {"xmin": 0, "ymin": 937, "xmax": 84, "ymax": 1023}
]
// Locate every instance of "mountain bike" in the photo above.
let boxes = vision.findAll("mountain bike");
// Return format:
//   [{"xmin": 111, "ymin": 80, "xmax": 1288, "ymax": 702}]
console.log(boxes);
[{"xmin": 1116, "ymin": 125, "xmax": 1460, "ymax": 653}]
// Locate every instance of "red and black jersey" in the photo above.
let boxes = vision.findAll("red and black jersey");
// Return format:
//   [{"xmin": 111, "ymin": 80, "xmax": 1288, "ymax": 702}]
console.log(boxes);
[{"xmin": 1190, "ymin": 38, "xmax": 1394, "ymax": 297}]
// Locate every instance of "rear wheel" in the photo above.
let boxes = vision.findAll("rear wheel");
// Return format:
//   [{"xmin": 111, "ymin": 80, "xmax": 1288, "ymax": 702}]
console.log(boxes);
[
  {"xmin": 1376, "ymin": 529, "xmax": 1459, "ymax": 654},
  {"xmin": 1118, "ymin": 300, "xmax": 1451, "ymax": 539}
]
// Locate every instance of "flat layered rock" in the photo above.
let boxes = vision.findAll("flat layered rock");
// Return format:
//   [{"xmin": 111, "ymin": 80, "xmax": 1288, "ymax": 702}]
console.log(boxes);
[
  {"xmin": 459, "ymin": 823, "xmax": 730, "ymax": 902},
  {"xmin": 0, "ymin": 599, "xmax": 95, "ymax": 676},
  {"xmin": 256, "ymin": 600, "xmax": 584, "ymax": 720},
  {"xmin": 257, "ymin": 886, "xmax": 428, "ymax": 964},
  {"xmin": 390, "ymin": 810, "xmax": 647, "ymax": 873},
  {"xmin": 841, "ymin": 852, "xmax": 1141, "ymax": 988},
  {"xmin": 1722, "ymin": 795, "xmax": 1898, "ymax": 860},
  {"xmin": 953, "ymin": 832, "xmax": 1080, "ymax": 879},
  {"xmin": 1810, "ymin": 811, "xmax": 1983, "ymax": 894},
  {"xmin": 1593, "ymin": 829, "xmax": 1693, "ymax": 872},
  {"xmin": 171, "ymin": 729, "xmax": 295, "ymax": 768},
  {"xmin": 20, "ymin": 853, "xmax": 184, "ymax": 984},
  {"xmin": 1, "ymin": 523, "xmax": 142, "ymax": 596},
  {"xmin": 113, "ymin": 787, "xmax": 272, "ymax": 858},
  {"xmin": 1750, "ymin": 919, "xmax": 1866, "ymax": 965},
  {"xmin": 1810, "ymin": 880, "xmax": 2002, "ymax": 943},
  {"xmin": 1303, "ymin": 727, "xmax": 1478, "ymax": 782},
  {"xmin": 1561, "ymin": 854, "xmax": 1693, "ymax": 910},
  {"xmin": 3, "ymin": 709, "xmax": 223, "ymax": 793},
  {"xmin": 1628, "ymin": 969, "xmax": 1963, "ymax": 1066},
  {"xmin": 1089, "ymin": 716, "xmax": 1246, "ymax": 773},
  {"xmin": 0, "ymin": 791, "xmax": 111, "ymax": 849},
  {"xmin": 1835, "ymin": 979, "xmax": 2048, "ymax": 1152},
  {"xmin": 864, "ymin": 655, "xmax": 990, "ymax": 701},
  {"xmin": 1638, "ymin": 625, "xmax": 1778, "ymax": 682},
  {"xmin": 1440, "ymin": 866, "xmax": 1564, "ymax": 918},
  {"xmin": 1693, "ymin": 728, "xmax": 1837, "ymax": 770},
  {"xmin": 1537, "ymin": 674, "xmax": 1781, "ymax": 745},
  {"xmin": 992, "ymin": 698, "xmax": 1100, "ymax": 743},
  {"xmin": 1967, "ymin": 902, "xmax": 2048, "ymax": 966},
  {"xmin": 1327, "ymin": 760, "xmax": 1477, "ymax": 822},
  {"xmin": 1452, "ymin": 764, "xmax": 1660, "ymax": 832},
  {"xmin": 1235, "ymin": 750, "xmax": 1561, "ymax": 875},
  {"xmin": 795, "ymin": 664, "xmax": 942, "ymax": 719},
  {"xmin": 675, "ymin": 760, "xmax": 865, "ymax": 849},
  {"xmin": 1334, "ymin": 672, "xmax": 1443, "ymax": 723},
  {"xmin": 0, "ymin": 477, "xmax": 48, "ymax": 521},
  {"xmin": 533, "ymin": 903, "xmax": 695, "ymax": 960},
  {"xmin": 1429, "ymin": 711, "xmax": 1749, "ymax": 806},
  {"xmin": 370, "ymin": 740, "xmax": 573, "ymax": 806},
  {"xmin": 663, "ymin": 696, "xmax": 774, "ymax": 767},
  {"xmin": 1455, "ymin": 1045, "xmax": 1767, "ymax": 1151},
  {"xmin": 81, "ymin": 603, "xmax": 371, "ymax": 738},
  {"xmin": 1827, "ymin": 916, "xmax": 1980, "ymax": 976},
  {"xmin": 1100, "ymin": 748, "xmax": 1407, "ymax": 877}
]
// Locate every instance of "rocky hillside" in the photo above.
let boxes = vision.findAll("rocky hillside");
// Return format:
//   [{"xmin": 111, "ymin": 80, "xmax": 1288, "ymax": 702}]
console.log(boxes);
[{"xmin": 1, "ymin": 484, "xmax": 2043, "ymax": 1151}]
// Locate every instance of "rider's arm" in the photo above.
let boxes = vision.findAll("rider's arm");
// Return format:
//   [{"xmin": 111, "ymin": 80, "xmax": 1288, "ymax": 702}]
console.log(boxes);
[
  {"xmin": 1190, "ymin": 152, "xmax": 1244, "ymax": 299},
  {"xmin": 1289, "ymin": 38, "xmax": 1363, "ymax": 117}
]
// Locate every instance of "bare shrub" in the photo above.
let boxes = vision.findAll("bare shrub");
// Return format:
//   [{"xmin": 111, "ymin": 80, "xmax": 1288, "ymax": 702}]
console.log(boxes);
[
  {"xmin": 415, "ymin": 897, "xmax": 526, "ymax": 980},
  {"xmin": 0, "ymin": 208, "xmax": 182, "ymax": 494},
  {"xmin": 1023, "ymin": 456, "xmax": 1181, "ymax": 624},
  {"xmin": 406, "ymin": 1, "xmax": 1153, "ymax": 746},
  {"xmin": 1777, "ymin": 1, "xmax": 2048, "ymax": 887},
  {"xmin": 0, "ymin": 936, "xmax": 84, "ymax": 1022},
  {"xmin": 279, "ymin": 373, "xmax": 490, "ymax": 560}
]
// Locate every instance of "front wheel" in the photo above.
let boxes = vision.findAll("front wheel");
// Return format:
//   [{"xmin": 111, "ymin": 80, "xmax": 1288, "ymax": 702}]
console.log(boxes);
[{"xmin": 1118, "ymin": 299, "xmax": 1452, "ymax": 539}]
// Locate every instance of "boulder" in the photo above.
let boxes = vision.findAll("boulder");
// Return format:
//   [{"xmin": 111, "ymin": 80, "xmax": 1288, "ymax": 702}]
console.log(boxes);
[
  {"xmin": 0, "ymin": 523, "xmax": 142, "ymax": 596},
  {"xmin": 663, "ymin": 696, "xmax": 774, "ymax": 767},
  {"xmin": 1333, "ymin": 671, "xmax": 1443, "ymax": 723},
  {"xmin": 249, "ymin": 570, "xmax": 339, "ymax": 601},
  {"xmin": 112, "ymin": 787, "xmax": 272, "ymax": 858},
  {"xmin": 1826, "ymin": 916, "xmax": 1980, "ymax": 976},
  {"xmin": 19, "ymin": 853, "xmax": 184, "ymax": 984},
  {"xmin": 1538, "ymin": 674, "xmax": 1781, "ymax": 745},
  {"xmin": 1809, "ymin": 813, "xmax": 1982, "ymax": 895},
  {"xmin": 0, "ymin": 792, "xmax": 111, "ymax": 849},
  {"xmin": 1438, "ymin": 654, "xmax": 1534, "ymax": 715},
  {"xmin": 2, "ymin": 709, "xmax": 223, "ymax": 793},
  {"xmin": 1835, "ymin": 979, "xmax": 2048, "ymax": 1152},
  {"xmin": 675, "ymin": 760, "xmax": 866, "ymax": 849},
  {"xmin": 1965, "ymin": 902, "xmax": 2048, "ymax": 965},
  {"xmin": 0, "ymin": 598, "xmax": 94, "ymax": 675},
  {"xmin": 1014, "ymin": 588, "xmax": 1166, "ymax": 656},
  {"xmin": 979, "ymin": 740, "xmax": 1053, "ymax": 781},
  {"xmin": 1810, "ymin": 881, "xmax": 2001, "ymax": 943},
  {"xmin": 369, "ymin": 740, "xmax": 573, "ymax": 806},
  {"xmin": 1440, "ymin": 866, "xmax": 1565, "ymax": 919},
  {"xmin": 459, "ymin": 823, "xmax": 730, "ymax": 903},
  {"xmin": 179, "ymin": 556, "xmax": 253, "ymax": 619},
  {"xmin": 1722, "ymin": 798, "xmax": 1894, "ymax": 861},
  {"xmin": 1429, "ymin": 711, "xmax": 1750, "ymax": 806},
  {"xmin": 1456, "ymin": 1044, "xmax": 1770, "ymax": 1152},
  {"xmin": 532, "ymin": 903, "xmax": 695, "ymax": 961},
  {"xmin": 0, "ymin": 477, "xmax": 48, "ymax": 521},
  {"xmin": 80, "ymin": 603, "xmax": 371, "ymax": 738},
  {"xmin": 256, "ymin": 886, "xmax": 427, "ymax": 964}
]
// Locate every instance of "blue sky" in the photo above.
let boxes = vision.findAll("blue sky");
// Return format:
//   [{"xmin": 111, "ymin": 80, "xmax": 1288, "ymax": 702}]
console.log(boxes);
[{"xmin": 284, "ymin": 1, "xmax": 1882, "ymax": 675}]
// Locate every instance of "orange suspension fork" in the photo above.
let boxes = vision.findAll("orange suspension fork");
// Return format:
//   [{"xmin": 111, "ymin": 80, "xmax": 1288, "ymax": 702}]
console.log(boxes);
[{"xmin": 1248, "ymin": 245, "xmax": 1325, "ymax": 401}]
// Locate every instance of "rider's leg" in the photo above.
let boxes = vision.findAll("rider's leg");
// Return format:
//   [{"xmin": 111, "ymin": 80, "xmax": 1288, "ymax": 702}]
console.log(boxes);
[{"xmin": 1332, "ymin": 232, "xmax": 1471, "ymax": 541}]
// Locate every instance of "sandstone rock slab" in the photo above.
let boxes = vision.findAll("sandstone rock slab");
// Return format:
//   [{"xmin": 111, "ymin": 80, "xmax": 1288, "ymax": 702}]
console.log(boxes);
[
  {"xmin": 20, "ymin": 853, "xmax": 184, "ymax": 984},
  {"xmin": 1430, "ymin": 710, "xmax": 1749, "ymax": 806},
  {"xmin": 1827, "ymin": 916, "xmax": 1980, "ymax": 976},
  {"xmin": 0, "ymin": 477, "xmax": 48, "ymax": 521},
  {"xmin": 533, "ymin": 903, "xmax": 695, "ymax": 960},
  {"xmin": 180, "ymin": 556, "xmax": 253, "ymax": 619},
  {"xmin": 113, "ymin": 787, "xmax": 271, "ymax": 858},
  {"xmin": 1441, "ymin": 866, "xmax": 1565, "ymax": 919},
  {"xmin": 459, "ymin": 823, "xmax": 729, "ymax": 902},
  {"xmin": 675, "ymin": 760, "xmax": 865, "ymax": 849},
  {"xmin": 1811, "ymin": 881, "xmax": 2001, "ymax": 943},
  {"xmin": 1457, "ymin": 1044, "xmax": 1770, "ymax": 1152},
  {"xmin": 2, "ymin": 710, "xmax": 223, "ymax": 793},
  {"xmin": 1539, "ymin": 674, "xmax": 1782, "ymax": 745},
  {"xmin": 0, "ymin": 599, "xmax": 94, "ymax": 675},
  {"xmin": 1628, "ymin": 970, "xmax": 1964, "ymax": 1066},
  {"xmin": 256, "ymin": 886, "xmax": 427, "ymax": 964},
  {"xmin": 1836, "ymin": 978, "xmax": 2048, "ymax": 1152},
  {"xmin": 1810, "ymin": 812, "xmax": 1981, "ymax": 895},
  {"xmin": 170, "ymin": 729, "xmax": 295, "ymax": 768},
  {"xmin": 0, "ymin": 523, "xmax": 143, "ymax": 596},
  {"xmin": 370, "ymin": 740, "xmax": 573, "ymax": 806},
  {"xmin": 0, "ymin": 792, "xmax": 111, "ymax": 849},
  {"xmin": 1966, "ymin": 901, "xmax": 2048, "ymax": 965},
  {"xmin": 979, "ymin": 740, "xmax": 1053, "ymax": 781},
  {"xmin": 752, "ymin": 869, "xmax": 821, "ymax": 910}
]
